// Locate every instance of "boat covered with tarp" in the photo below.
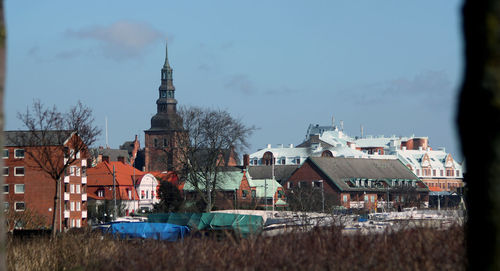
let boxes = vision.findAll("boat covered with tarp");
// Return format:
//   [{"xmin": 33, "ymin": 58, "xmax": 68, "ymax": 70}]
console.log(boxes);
[
  {"xmin": 108, "ymin": 222, "xmax": 190, "ymax": 241},
  {"xmin": 147, "ymin": 212, "xmax": 264, "ymax": 238}
]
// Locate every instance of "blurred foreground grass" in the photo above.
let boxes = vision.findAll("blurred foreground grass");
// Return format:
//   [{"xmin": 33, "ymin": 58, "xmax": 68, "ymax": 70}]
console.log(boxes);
[{"xmin": 7, "ymin": 225, "xmax": 465, "ymax": 270}]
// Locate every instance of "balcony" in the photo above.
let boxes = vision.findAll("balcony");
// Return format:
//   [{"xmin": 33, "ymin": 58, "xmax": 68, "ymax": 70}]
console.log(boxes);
[
  {"xmin": 64, "ymin": 210, "xmax": 70, "ymax": 218},
  {"xmin": 81, "ymin": 193, "xmax": 87, "ymax": 201},
  {"xmin": 64, "ymin": 176, "xmax": 69, "ymax": 183},
  {"xmin": 64, "ymin": 192, "xmax": 70, "ymax": 201},
  {"xmin": 82, "ymin": 211, "xmax": 87, "ymax": 218},
  {"xmin": 81, "ymin": 176, "xmax": 87, "ymax": 184},
  {"xmin": 349, "ymin": 201, "xmax": 364, "ymax": 209}
]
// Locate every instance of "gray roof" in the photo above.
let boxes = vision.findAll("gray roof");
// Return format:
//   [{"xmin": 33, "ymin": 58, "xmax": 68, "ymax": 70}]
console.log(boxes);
[
  {"xmin": 93, "ymin": 148, "xmax": 130, "ymax": 162},
  {"xmin": 248, "ymin": 165, "xmax": 299, "ymax": 182},
  {"xmin": 306, "ymin": 157, "xmax": 427, "ymax": 192},
  {"xmin": 4, "ymin": 130, "xmax": 74, "ymax": 147}
]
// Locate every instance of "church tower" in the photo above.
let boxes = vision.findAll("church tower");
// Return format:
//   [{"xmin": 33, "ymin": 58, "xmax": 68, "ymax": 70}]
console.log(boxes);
[{"xmin": 144, "ymin": 42, "xmax": 184, "ymax": 171}]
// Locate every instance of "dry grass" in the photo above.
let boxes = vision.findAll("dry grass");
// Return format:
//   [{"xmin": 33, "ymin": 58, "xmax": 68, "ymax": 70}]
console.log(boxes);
[{"xmin": 7, "ymin": 225, "xmax": 465, "ymax": 271}]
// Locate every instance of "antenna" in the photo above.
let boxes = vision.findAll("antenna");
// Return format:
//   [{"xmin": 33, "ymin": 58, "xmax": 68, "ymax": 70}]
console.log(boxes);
[
  {"xmin": 360, "ymin": 125, "xmax": 364, "ymax": 138},
  {"xmin": 105, "ymin": 117, "xmax": 109, "ymax": 148},
  {"xmin": 340, "ymin": 120, "xmax": 344, "ymax": 131},
  {"xmin": 332, "ymin": 115, "xmax": 335, "ymax": 127}
]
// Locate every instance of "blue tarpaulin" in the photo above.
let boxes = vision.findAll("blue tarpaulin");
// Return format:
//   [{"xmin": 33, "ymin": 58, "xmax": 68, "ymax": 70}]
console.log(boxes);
[{"xmin": 108, "ymin": 222, "xmax": 190, "ymax": 241}]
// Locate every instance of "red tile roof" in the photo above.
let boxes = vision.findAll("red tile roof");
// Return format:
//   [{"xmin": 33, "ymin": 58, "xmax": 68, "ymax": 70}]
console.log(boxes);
[
  {"xmin": 87, "ymin": 161, "xmax": 144, "ymax": 200},
  {"xmin": 429, "ymin": 186, "xmax": 443, "ymax": 192}
]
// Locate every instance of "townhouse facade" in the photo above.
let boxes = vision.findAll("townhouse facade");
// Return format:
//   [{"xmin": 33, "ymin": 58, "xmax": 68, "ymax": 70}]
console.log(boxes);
[
  {"xmin": 87, "ymin": 161, "xmax": 162, "ymax": 217},
  {"xmin": 286, "ymin": 157, "xmax": 429, "ymax": 211},
  {"xmin": 249, "ymin": 123, "xmax": 464, "ymax": 192},
  {"xmin": 182, "ymin": 167, "xmax": 285, "ymax": 210},
  {"xmin": 3, "ymin": 131, "xmax": 88, "ymax": 230}
]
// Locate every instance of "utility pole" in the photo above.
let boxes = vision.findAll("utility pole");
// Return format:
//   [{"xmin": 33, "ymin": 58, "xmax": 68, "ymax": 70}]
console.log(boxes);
[
  {"xmin": 113, "ymin": 165, "xmax": 117, "ymax": 218},
  {"xmin": 320, "ymin": 180, "xmax": 325, "ymax": 213}
]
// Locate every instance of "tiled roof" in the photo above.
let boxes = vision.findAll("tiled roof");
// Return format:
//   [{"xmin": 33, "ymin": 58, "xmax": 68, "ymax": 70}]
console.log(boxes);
[
  {"xmin": 183, "ymin": 170, "xmax": 245, "ymax": 191},
  {"xmin": 247, "ymin": 165, "xmax": 298, "ymax": 182},
  {"xmin": 87, "ymin": 161, "xmax": 144, "ymax": 187},
  {"xmin": 306, "ymin": 157, "xmax": 426, "ymax": 192},
  {"xmin": 150, "ymin": 171, "xmax": 182, "ymax": 190},
  {"xmin": 247, "ymin": 178, "xmax": 282, "ymax": 198},
  {"xmin": 4, "ymin": 130, "xmax": 75, "ymax": 146}
]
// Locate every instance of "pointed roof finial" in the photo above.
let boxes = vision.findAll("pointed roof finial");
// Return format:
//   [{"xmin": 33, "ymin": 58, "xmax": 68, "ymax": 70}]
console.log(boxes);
[{"xmin": 164, "ymin": 40, "xmax": 170, "ymax": 68}]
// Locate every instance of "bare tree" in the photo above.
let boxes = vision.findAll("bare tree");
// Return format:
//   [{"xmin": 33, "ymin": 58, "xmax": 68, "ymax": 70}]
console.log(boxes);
[
  {"xmin": 176, "ymin": 106, "xmax": 255, "ymax": 212},
  {"xmin": 10, "ymin": 100, "xmax": 101, "ymax": 236}
]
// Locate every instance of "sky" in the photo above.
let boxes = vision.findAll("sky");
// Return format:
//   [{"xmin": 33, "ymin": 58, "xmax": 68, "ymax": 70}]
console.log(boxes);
[{"xmin": 4, "ymin": 1, "xmax": 464, "ymax": 160}]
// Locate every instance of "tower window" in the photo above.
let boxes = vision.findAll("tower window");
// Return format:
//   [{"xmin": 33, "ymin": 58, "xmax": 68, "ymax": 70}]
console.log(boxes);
[{"xmin": 163, "ymin": 138, "xmax": 168, "ymax": 147}]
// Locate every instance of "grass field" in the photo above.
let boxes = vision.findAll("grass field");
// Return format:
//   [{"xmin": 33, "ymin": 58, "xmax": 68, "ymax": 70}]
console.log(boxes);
[{"xmin": 7, "ymin": 225, "xmax": 465, "ymax": 270}]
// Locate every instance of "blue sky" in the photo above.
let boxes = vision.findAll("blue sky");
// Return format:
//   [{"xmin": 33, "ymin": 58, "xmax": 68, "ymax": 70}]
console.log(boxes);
[{"xmin": 5, "ymin": 1, "xmax": 464, "ymax": 159}]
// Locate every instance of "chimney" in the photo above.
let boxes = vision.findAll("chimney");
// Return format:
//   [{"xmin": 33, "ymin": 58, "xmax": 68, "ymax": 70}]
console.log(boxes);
[
  {"xmin": 289, "ymin": 144, "xmax": 294, "ymax": 148},
  {"xmin": 117, "ymin": 156, "xmax": 125, "ymax": 163},
  {"xmin": 267, "ymin": 144, "xmax": 272, "ymax": 149},
  {"xmin": 102, "ymin": 155, "xmax": 110, "ymax": 163},
  {"xmin": 243, "ymin": 154, "xmax": 250, "ymax": 168}
]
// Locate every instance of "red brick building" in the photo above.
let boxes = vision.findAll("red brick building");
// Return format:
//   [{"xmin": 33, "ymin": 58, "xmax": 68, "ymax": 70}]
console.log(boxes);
[
  {"xmin": 286, "ymin": 157, "xmax": 429, "ymax": 211},
  {"xmin": 3, "ymin": 131, "xmax": 88, "ymax": 230}
]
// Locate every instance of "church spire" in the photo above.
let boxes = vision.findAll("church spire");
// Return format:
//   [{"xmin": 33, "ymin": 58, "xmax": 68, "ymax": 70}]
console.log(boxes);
[{"xmin": 163, "ymin": 41, "xmax": 171, "ymax": 69}]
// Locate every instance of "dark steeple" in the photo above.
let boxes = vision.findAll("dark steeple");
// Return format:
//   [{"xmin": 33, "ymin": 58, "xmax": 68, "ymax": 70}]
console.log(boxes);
[{"xmin": 148, "ymin": 41, "xmax": 182, "ymax": 131}]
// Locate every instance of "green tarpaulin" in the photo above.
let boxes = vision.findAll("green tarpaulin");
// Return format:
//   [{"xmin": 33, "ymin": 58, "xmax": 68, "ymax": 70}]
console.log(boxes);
[{"xmin": 148, "ymin": 213, "xmax": 263, "ymax": 237}]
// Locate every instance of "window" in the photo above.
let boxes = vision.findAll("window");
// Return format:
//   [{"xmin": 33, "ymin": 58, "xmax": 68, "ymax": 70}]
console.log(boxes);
[
  {"xmin": 456, "ymin": 170, "xmax": 460, "ymax": 176},
  {"xmin": 128, "ymin": 190, "xmax": 132, "ymax": 199},
  {"xmin": 70, "ymin": 166, "xmax": 80, "ymax": 176},
  {"xmin": 76, "ymin": 201, "xmax": 81, "ymax": 211},
  {"xmin": 251, "ymin": 190, "xmax": 256, "ymax": 198},
  {"xmin": 313, "ymin": 181, "xmax": 323, "ymax": 188},
  {"xmin": 295, "ymin": 158, "xmax": 301, "ymax": 165},
  {"xmin": 3, "ymin": 184, "xmax": 8, "ymax": 194},
  {"xmin": 141, "ymin": 190, "xmax": 145, "ymax": 199},
  {"xmin": 278, "ymin": 190, "xmax": 284, "ymax": 199},
  {"xmin": 433, "ymin": 170, "xmax": 436, "ymax": 176},
  {"xmin": 371, "ymin": 196, "xmax": 375, "ymax": 203},
  {"xmin": 4, "ymin": 202, "xmax": 9, "ymax": 212},
  {"xmin": 242, "ymin": 190, "xmax": 248, "ymax": 198},
  {"xmin": 287, "ymin": 182, "xmax": 293, "ymax": 189},
  {"xmin": 14, "ymin": 149, "xmax": 24, "ymax": 159},
  {"xmin": 146, "ymin": 190, "xmax": 149, "ymax": 199},
  {"xmin": 70, "ymin": 184, "xmax": 75, "ymax": 194},
  {"xmin": 14, "ymin": 184, "xmax": 24, "ymax": 194},
  {"xmin": 70, "ymin": 201, "xmax": 75, "ymax": 211},
  {"xmin": 163, "ymin": 138, "xmax": 168, "ymax": 147},
  {"xmin": 76, "ymin": 219, "xmax": 81, "ymax": 228},
  {"xmin": 364, "ymin": 195, "xmax": 368, "ymax": 201},
  {"xmin": 97, "ymin": 190, "xmax": 104, "ymax": 197},
  {"xmin": 440, "ymin": 170, "xmax": 444, "ymax": 176},
  {"xmin": 154, "ymin": 139, "xmax": 158, "ymax": 148},
  {"xmin": 14, "ymin": 202, "xmax": 25, "ymax": 211},
  {"xmin": 3, "ymin": 149, "xmax": 8, "ymax": 159},
  {"xmin": 75, "ymin": 184, "xmax": 80, "ymax": 194},
  {"xmin": 76, "ymin": 151, "xmax": 80, "ymax": 159},
  {"xmin": 3, "ymin": 167, "xmax": 8, "ymax": 176},
  {"xmin": 343, "ymin": 195, "xmax": 348, "ymax": 202},
  {"xmin": 416, "ymin": 169, "xmax": 420, "ymax": 176},
  {"xmin": 82, "ymin": 166, "xmax": 87, "ymax": 177},
  {"xmin": 14, "ymin": 167, "xmax": 24, "ymax": 176}
]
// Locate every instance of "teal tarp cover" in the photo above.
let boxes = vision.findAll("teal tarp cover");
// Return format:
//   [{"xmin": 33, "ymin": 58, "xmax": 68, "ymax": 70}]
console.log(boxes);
[
  {"xmin": 148, "ymin": 213, "xmax": 263, "ymax": 237},
  {"xmin": 109, "ymin": 222, "xmax": 189, "ymax": 241}
]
